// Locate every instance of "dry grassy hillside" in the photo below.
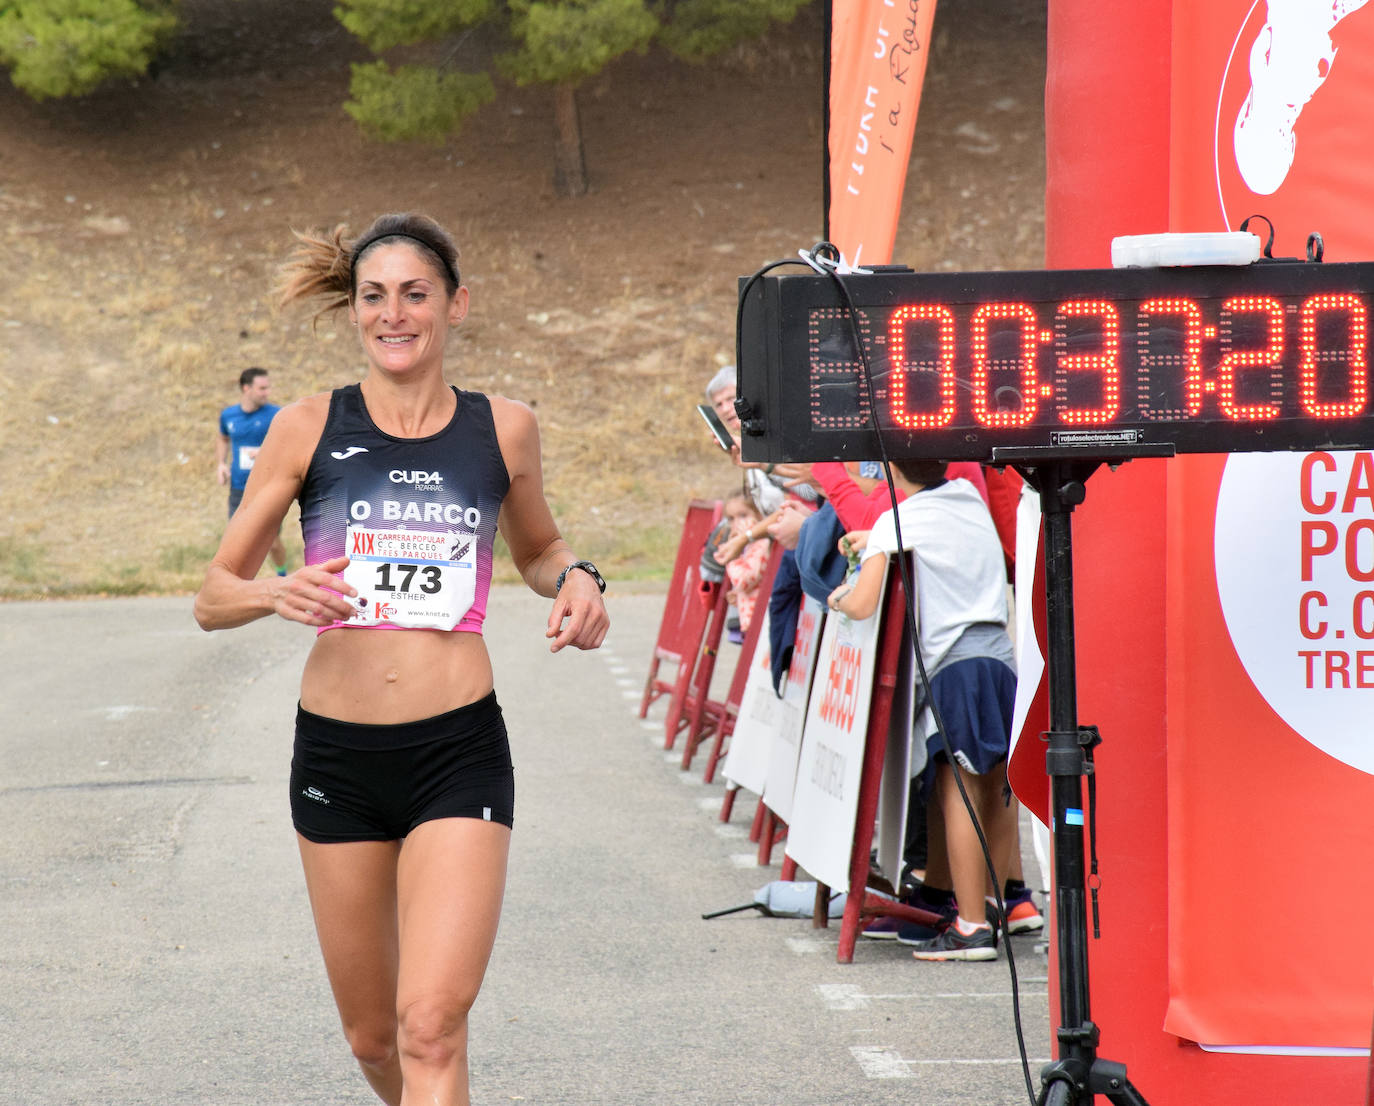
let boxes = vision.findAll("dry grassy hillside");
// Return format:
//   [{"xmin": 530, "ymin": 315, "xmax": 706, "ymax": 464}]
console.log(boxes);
[{"xmin": 0, "ymin": 0, "xmax": 1045, "ymax": 598}]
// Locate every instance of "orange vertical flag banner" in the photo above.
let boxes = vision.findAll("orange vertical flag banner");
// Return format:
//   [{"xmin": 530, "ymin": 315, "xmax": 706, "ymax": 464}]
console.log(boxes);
[{"xmin": 828, "ymin": 0, "xmax": 937, "ymax": 266}]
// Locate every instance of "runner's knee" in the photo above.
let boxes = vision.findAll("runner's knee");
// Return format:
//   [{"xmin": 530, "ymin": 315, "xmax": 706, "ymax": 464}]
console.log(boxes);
[
  {"xmin": 397, "ymin": 992, "xmax": 472, "ymax": 1067},
  {"xmin": 342, "ymin": 1017, "xmax": 398, "ymax": 1072}
]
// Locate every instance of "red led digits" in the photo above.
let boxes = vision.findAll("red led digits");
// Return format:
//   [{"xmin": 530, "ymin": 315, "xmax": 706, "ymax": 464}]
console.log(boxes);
[
  {"xmin": 1137, "ymin": 298, "xmax": 1205, "ymax": 419},
  {"xmin": 1055, "ymin": 300, "xmax": 1121, "ymax": 424},
  {"xmin": 888, "ymin": 303, "xmax": 957, "ymax": 428},
  {"xmin": 970, "ymin": 302, "xmax": 1040, "ymax": 427},
  {"xmin": 1299, "ymin": 293, "xmax": 1369, "ymax": 418},
  {"xmin": 1217, "ymin": 296, "xmax": 1283, "ymax": 420}
]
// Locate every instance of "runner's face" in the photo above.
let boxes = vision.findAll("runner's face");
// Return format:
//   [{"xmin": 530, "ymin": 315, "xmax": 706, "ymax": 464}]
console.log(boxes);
[
  {"xmin": 241, "ymin": 376, "xmax": 271, "ymax": 410},
  {"xmin": 350, "ymin": 243, "xmax": 468, "ymax": 378},
  {"xmin": 710, "ymin": 384, "xmax": 740, "ymax": 432}
]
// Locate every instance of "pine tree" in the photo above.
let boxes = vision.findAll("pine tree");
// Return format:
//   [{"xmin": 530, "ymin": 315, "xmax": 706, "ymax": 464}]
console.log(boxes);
[
  {"xmin": 0, "ymin": 0, "xmax": 177, "ymax": 100},
  {"xmin": 337, "ymin": 0, "xmax": 811, "ymax": 197}
]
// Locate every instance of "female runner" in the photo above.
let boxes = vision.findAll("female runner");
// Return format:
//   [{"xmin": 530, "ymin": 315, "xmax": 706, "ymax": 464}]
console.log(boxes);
[{"xmin": 194, "ymin": 211, "xmax": 609, "ymax": 1105}]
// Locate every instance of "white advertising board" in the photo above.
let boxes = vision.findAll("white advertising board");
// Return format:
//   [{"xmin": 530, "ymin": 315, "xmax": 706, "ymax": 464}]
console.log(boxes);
[
  {"xmin": 784, "ymin": 575, "xmax": 890, "ymax": 892},
  {"xmin": 760, "ymin": 596, "xmax": 825, "ymax": 825},
  {"xmin": 720, "ymin": 609, "xmax": 778, "ymax": 796}
]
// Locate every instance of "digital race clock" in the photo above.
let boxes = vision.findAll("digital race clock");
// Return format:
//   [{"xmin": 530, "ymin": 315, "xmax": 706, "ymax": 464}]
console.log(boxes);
[{"xmin": 735, "ymin": 262, "xmax": 1374, "ymax": 463}]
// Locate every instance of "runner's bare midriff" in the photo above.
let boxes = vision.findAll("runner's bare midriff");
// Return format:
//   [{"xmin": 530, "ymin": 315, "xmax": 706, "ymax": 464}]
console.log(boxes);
[{"xmin": 301, "ymin": 628, "xmax": 494, "ymax": 724}]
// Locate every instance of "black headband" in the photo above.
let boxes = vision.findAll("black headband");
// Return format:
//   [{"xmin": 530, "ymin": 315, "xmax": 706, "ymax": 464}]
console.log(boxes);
[{"xmin": 351, "ymin": 231, "xmax": 459, "ymax": 286}]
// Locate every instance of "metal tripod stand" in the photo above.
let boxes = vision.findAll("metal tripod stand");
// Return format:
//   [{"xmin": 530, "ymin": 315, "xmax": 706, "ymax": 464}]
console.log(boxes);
[{"xmin": 1011, "ymin": 455, "xmax": 1154, "ymax": 1106}]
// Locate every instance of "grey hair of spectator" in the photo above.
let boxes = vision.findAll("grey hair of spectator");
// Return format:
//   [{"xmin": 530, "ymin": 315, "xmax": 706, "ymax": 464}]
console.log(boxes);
[{"xmin": 705, "ymin": 366, "xmax": 735, "ymax": 402}]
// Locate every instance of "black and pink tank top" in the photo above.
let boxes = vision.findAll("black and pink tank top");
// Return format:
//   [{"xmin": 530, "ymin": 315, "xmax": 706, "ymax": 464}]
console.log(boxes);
[{"xmin": 299, "ymin": 384, "xmax": 509, "ymax": 634}]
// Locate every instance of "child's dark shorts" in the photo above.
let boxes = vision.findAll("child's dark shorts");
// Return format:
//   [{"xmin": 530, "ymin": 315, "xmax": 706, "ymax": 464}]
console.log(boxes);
[
  {"xmin": 290, "ymin": 691, "xmax": 514, "ymax": 843},
  {"xmin": 918, "ymin": 655, "xmax": 1016, "ymax": 800}
]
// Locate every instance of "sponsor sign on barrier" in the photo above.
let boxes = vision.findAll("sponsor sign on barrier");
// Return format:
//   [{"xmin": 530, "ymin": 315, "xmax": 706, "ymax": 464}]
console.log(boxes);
[
  {"xmin": 720, "ymin": 609, "xmax": 778, "ymax": 797},
  {"xmin": 784, "ymin": 577, "xmax": 889, "ymax": 893},
  {"xmin": 761, "ymin": 596, "xmax": 826, "ymax": 826}
]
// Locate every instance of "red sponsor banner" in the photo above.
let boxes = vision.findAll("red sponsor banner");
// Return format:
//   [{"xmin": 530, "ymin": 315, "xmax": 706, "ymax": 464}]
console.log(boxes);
[
  {"xmin": 1167, "ymin": 0, "xmax": 1374, "ymax": 1053},
  {"xmin": 1049, "ymin": 1, "xmax": 1369, "ymax": 1100},
  {"xmin": 827, "ymin": 0, "xmax": 937, "ymax": 266},
  {"xmin": 1164, "ymin": 452, "xmax": 1374, "ymax": 1050}
]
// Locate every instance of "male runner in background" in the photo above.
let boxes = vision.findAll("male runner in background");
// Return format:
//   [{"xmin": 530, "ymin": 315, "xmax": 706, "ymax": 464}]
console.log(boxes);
[{"xmin": 217, "ymin": 367, "xmax": 288, "ymax": 575}]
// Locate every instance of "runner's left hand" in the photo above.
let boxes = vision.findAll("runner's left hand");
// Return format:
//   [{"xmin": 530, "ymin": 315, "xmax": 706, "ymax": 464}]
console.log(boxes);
[{"xmin": 546, "ymin": 571, "xmax": 609, "ymax": 653}]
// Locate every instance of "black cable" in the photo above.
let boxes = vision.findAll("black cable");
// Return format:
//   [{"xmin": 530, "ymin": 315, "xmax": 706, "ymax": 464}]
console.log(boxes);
[
  {"xmin": 734, "ymin": 255, "xmax": 817, "ymax": 382},
  {"xmin": 803, "ymin": 242, "xmax": 1038, "ymax": 1106}
]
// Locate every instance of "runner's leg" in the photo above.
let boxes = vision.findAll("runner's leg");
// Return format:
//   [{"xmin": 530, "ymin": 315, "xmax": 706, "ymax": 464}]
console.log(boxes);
[
  {"xmin": 394, "ymin": 817, "xmax": 511, "ymax": 1106},
  {"xmin": 297, "ymin": 836, "xmax": 404, "ymax": 1105}
]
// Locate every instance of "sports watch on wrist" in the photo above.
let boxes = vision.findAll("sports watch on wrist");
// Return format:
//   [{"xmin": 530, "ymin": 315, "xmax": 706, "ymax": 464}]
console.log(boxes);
[{"xmin": 556, "ymin": 560, "xmax": 606, "ymax": 595}]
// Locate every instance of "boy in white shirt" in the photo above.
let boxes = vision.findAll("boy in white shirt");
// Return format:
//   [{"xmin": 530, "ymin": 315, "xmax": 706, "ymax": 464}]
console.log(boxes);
[{"xmin": 827, "ymin": 458, "xmax": 1018, "ymax": 961}]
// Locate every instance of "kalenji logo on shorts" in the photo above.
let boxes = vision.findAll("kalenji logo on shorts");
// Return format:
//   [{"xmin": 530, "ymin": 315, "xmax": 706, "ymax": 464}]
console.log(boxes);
[
  {"xmin": 303, "ymin": 786, "xmax": 331, "ymax": 805},
  {"xmin": 390, "ymin": 469, "xmax": 444, "ymax": 491}
]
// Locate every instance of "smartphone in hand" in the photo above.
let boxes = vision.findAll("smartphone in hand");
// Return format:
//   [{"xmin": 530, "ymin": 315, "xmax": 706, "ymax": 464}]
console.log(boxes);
[{"xmin": 696, "ymin": 404, "xmax": 736, "ymax": 451}]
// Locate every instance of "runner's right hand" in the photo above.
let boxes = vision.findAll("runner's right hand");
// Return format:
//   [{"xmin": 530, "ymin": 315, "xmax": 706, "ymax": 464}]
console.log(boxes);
[{"xmin": 270, "ymin": 556, "xmax": 356, "ymax": 627}]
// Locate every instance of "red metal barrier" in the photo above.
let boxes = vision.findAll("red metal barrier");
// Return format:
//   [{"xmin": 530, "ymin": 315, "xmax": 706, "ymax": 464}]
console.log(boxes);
[
  {"xmin": 669, "ymin": 581, "xmax": 729, "ymax": 753},
  {"xmin": 638, "ymin": 499, "xmax": 722, "ymax": 747}
]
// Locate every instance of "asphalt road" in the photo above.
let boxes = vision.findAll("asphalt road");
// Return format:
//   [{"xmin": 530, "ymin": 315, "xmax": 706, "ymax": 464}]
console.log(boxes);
[{"xmin": 0, "ymin": 587, "xmax": 1050, "ymax": 1106}]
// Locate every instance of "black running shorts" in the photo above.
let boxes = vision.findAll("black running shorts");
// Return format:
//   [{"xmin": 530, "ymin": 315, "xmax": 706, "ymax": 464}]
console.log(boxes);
[{"xmin": 290, "ymin": 691, "xmax": 514, "ymax": 843}]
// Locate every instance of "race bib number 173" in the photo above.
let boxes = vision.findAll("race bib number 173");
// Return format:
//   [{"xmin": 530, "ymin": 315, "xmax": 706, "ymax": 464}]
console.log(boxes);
[{"xmin": 341, "ymin": 524, "xmax": 477, "ymax": 631}]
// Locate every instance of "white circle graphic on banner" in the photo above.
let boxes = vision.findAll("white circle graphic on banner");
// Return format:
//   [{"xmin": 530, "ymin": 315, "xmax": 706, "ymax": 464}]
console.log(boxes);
[{"xmin": 1215, "ymin": 451, "xmax": 1374, "ymax": 776}]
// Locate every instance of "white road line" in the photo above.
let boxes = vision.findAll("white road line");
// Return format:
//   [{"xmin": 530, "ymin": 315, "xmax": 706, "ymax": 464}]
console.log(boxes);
[
  {"xmin": 816, "ymin": 983, "xmax": 868, "ymax": 1010},
  {"xmin": 817, "ymin": 985, "xmax": 1045, "ymax": 1009},
  {"xmin": 849, "ymin": 1046, "xmax": 910, "ymax": 1078},
  {"xmin": 713, "ymin": 824, "xmax": 746, "ymax": 839},
  {"xmin": 785, "ymin": 935, "xmax": 830, "ymax": 955},
  {"xmin": 697, "ymin": 796, "xmax": 722, "ymax": 811},
  {"xmin": 850, "ymin": 1045, "xmax": 1051, "ymax": 1078},
  {"xmin": 902, "ymin": 1057, "xmax": 1051, "ymax": 1066},
  {"xmin": 869, "ymin": 991, "xmax": 1047, "ymax": 1001},
  {"xmin": 729, "ymin": 853, "xmax": 765, "ymax": 868},
  {"xmin": 91, "ymin": 705, "xmax": 158, "ymax": 721}
]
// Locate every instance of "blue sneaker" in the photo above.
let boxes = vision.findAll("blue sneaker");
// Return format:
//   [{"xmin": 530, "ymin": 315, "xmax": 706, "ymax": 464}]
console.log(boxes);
[{"xmin": 861, "ymin": 915, "xmax": 903, "ymax": 940}]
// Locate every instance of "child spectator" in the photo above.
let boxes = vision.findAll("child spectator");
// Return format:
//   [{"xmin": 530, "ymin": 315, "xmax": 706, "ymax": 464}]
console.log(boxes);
[
  {"xmin": 719, "ymin": 490, "xmax": 771, "ymax": 643},
  {"xmin": 826, "ymin": 458, "xmax": 1017, "ymax": 961}
]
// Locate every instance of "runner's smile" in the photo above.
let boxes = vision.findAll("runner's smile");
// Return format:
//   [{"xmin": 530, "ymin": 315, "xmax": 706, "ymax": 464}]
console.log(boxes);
[{"xmin": 350, "ymin": 242, "xmax": 468, "ymax": 375}]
